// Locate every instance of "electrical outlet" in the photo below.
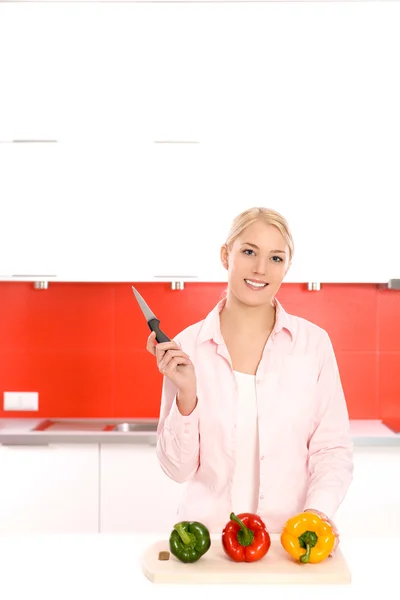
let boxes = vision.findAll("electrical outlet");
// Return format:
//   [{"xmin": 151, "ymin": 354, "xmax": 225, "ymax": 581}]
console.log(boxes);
[{"xmin": 4, "ymin": 392, "xmax": 39, "ymax": 411}]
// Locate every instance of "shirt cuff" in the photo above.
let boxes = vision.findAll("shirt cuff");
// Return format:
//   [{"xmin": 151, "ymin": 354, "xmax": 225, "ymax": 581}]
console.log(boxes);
[{"xmin": 164, "ymin": 395, "xmax": 199, "ymax": 439}]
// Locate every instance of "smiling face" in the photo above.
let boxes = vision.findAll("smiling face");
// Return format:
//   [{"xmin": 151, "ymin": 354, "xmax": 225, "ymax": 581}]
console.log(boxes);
[{"xmin": 220, "ymin": 219, "xmax": 291, "ymax": 307}]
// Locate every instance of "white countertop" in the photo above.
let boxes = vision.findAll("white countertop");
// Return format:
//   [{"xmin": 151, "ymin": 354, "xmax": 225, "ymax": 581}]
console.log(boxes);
[
  {"xmin": 0, "ymin": 418, "xmax": 157, "ymax": 432},
  {"xmin": 0, "ymin": 532, "xmax": 394, "ymax": 599},
  {"xmin": 0, "ymin": 418, "xmax": 158, "ymax": 444},
  {"xmin": 0, "ymin": 418, "xmax": 398, "ymax": 445}
]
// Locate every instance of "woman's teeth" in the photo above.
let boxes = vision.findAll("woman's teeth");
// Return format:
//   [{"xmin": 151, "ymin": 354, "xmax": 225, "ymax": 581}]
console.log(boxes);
[{"xmin": 244, "ymin": 279, "xmax": 267, "ymax": 288}]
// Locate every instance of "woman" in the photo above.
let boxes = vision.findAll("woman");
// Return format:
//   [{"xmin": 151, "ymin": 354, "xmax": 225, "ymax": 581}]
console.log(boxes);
[{"xmin": 146, "ymin": 207, "xmax": 353, "ymax": 555}]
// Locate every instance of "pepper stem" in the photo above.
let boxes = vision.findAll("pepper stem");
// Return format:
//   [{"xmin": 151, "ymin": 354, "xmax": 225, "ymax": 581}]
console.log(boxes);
[
  {"xmin": 230, "ymin": 512, "xmax": 255, "ymax": 547},
  {"xmin": 298, "ymin": 531, "xmax": 318, "ymax": 564},
  {"xmin": 174, "ymin": 523, "xmax": 192, "ymax": 545},
  {"xmin": 300, "ymin": 543, "xmax": 312, "ymax": 564}
]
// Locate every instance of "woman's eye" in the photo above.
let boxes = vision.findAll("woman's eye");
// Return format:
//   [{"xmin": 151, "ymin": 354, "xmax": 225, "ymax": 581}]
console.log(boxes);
[{"xmin": 242, "ymin": 249, "xmax": 283, "ymax": 262}]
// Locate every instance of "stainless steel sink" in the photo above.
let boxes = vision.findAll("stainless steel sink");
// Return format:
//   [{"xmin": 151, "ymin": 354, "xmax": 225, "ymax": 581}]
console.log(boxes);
[
  {"xmin": 112, "ymin": 422, "xmax": 158, "ymax": 433},
  {"xmin": 32, "ymin": 420, "xmax": 158, "ymax": 434}
]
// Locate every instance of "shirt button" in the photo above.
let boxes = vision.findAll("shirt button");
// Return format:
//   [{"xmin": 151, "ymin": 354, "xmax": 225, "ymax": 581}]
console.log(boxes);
[
  {"xmin": 184, "ymin": 429, "xmax": 189, "ymax": 434},
  {"xmin": 256, "ymin": 379, "xmax": 261, "ymax": 384},
  {"xmin": 260, "ymin": 455, "xmax": 265, "ymax": 460},
  {"xmin": 260, "ymin": 495, "xmax": 264, "ymax": 500}
]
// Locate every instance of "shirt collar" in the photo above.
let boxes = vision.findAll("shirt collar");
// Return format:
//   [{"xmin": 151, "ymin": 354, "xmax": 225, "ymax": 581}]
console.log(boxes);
[
  {"xmin": 197, "ymin": 295, "xmax": 293, "ymax": 345},
  {"xmin": 273, "ymin": 296, "xmax": 293, "ymax": 339}
]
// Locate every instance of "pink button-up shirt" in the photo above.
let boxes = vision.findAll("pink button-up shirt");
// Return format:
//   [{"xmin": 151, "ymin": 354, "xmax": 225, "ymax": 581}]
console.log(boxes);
[{"xmin": 156, "ymin": 296, "xmax": 354, "ymax": 534}]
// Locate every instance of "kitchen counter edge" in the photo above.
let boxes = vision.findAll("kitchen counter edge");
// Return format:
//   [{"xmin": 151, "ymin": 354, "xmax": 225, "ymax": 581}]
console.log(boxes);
[{"xmin": 0, "ymin": 418, "xmax": 399, "ymax": 446}]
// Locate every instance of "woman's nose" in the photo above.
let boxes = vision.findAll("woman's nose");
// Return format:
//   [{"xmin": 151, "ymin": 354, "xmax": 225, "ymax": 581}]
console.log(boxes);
[{"xmin": 254, "ymin": 258, "xmax": 267, "ymax": 275}]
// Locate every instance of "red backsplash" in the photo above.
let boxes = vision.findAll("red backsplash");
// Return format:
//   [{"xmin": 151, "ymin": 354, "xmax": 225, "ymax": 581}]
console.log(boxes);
[{"xmin": 0, "ymin": 282, "xmax": 399, "ymax": 421}]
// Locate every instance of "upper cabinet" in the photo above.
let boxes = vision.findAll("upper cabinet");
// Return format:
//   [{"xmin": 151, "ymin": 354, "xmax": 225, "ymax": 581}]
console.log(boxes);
[
  {"xmin": 0, "ymin": 142, "xmax": 61, "ymax": 279},
  {"xmin": 1, "ymin": 2, "xmax": 399, "ymax": 283}
]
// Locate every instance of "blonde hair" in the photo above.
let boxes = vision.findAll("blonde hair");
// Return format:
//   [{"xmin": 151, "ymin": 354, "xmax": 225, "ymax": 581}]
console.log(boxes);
[{"xmin": 225, "ymin": 206, "xmax": 294, "ymax": 261}]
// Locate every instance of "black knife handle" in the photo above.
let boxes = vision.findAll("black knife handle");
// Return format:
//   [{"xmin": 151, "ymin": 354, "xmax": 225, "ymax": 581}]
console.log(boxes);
[{"xmin": 148, "ymin": 318, "xmax": 170, "ymax": 343}]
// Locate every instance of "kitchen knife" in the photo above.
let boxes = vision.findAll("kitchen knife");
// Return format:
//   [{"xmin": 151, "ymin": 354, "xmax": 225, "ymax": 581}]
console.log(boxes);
[{"xmin": 131, "ymin": 286, "xmax": 170, "ymax": 343}]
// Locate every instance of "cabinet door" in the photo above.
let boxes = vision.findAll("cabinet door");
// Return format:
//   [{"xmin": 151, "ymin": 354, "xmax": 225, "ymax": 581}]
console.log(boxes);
[
  {"xmin": 0, "ymin": 140, "xmax": 158, "ymax": 283},
  {"xmin": 0, "ymin": 7, "xmax": 61, "ymax": 143},
  {"xmin": 42, "ymin": 4, "xmax": 207, "ymax": 146},
  {"xmin": 100, "ymin": 444, "xmax": 183, "ymax": 534},
  {"xmin": 56, "ymin": 142, "xmax": 209, "ymax": 283},
  {"xmin": 0, "ymin": 444, "xmax": 99, "ymax": 533},
  {"xmin": 51, "ymin": 142, "xmax": 154, "ymax": 282},
  {"xmin": 143, "ymin": 142, "xmax": 206, "ymax": 281},
  {"xmin": 0, "ymin": 142, "xmax": 63, "ymax": 279}
]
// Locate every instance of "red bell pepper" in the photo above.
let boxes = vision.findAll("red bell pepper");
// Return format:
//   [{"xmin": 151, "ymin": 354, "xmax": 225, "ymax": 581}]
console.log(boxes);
[{"xmin": 222, "ymin": 512, "xmax": 271, "ymax": 562}]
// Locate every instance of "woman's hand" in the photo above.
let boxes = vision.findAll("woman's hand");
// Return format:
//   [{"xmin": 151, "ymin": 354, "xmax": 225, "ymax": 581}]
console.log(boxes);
[
  {"xmin": 303, "ymin": 509, "xmax": 340, "ymax": 556},
  {"xmin": 146, "ymin": 331, "xmax": 197, "ymax": 397}
]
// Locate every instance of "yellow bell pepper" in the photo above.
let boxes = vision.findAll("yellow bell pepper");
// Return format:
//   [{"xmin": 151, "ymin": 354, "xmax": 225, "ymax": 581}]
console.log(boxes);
[{"xmin": 280, "ymin": 511, "xmax": 336, "ymax": 564}]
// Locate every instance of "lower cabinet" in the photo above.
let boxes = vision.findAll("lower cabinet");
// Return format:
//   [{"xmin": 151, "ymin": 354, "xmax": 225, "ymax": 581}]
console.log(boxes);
[
  {"xmin": 99, "ymin": 444, "xmax": 183, "ymax": 534},
  {"xmin": 1, "ymin": 442, "xmax": 393, "ymax": 535},
  {"xmin": 0, "ymin": 442, "xmax": 183, "ymax": 534},
  {"xmin": 0, "ymin": 443, "xmax": 99, "ymax": 533}
]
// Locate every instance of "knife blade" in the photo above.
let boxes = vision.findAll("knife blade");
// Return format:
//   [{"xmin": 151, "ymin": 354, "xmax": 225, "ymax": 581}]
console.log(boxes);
[{"xmin": 131, "ymin": 286, "xmax": 170, "ymax": 343}]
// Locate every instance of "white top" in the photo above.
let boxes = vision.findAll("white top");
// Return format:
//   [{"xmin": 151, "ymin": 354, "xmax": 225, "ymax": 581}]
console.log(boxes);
[{"xmin": 230, "ymin": 370, "xmax": 260, "ymax": 515}]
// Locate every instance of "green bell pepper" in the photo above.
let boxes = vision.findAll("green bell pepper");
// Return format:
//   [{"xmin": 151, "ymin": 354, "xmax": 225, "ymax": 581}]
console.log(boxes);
[{"xmin": 169, "ymin": 521, "xmax": 211, "ymax": 563}]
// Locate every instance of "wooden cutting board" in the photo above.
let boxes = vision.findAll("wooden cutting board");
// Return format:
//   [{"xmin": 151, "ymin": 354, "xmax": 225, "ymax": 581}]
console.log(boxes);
[{"xmin": 141, "ymin": 533, "xmax": 351, "ymax": 584}]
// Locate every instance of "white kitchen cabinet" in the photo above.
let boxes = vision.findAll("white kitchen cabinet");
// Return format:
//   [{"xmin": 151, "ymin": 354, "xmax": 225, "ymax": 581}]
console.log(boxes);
[
  {"xmin": 49, "ymin": 141, "xmax": 203, "ymax": 283},
  {"xmin": 0, "ymin": 11, "xmax": 61, "ymax": 143},
  {"xmin": 0, "ymin": 3, "xmax": 202, "ymax": 146},
  {"xmin": 48, "ymin": 142, "xmax": 154, "ymax": 283},
  {"xmin": 0, "ymin": 139, "xmax": 218, "ymax": 283},
  {"xmin": 0, "ymin": 4, "xmax": 208, "ymax": 146},
  {"xmin": 100, "ymin": 444, "xmax": 184, "ymax": 534},
  {"xmin": 0, "ymin": 142, "xmax": 63, "ymax": 279},
  {"xmin": 0, "ymin": 443, "xmax": 99, "ymax": 533},
  {"xmin": 0, "ymin": 140, "xmax": 154, "ymax": 282},
  {"xmin": 140, "ymin": 142, "xmax": 208, "ymax": 281},
  {"xmin": 1, "ymin": 2, "xmax": 400, "ymax": 284}
]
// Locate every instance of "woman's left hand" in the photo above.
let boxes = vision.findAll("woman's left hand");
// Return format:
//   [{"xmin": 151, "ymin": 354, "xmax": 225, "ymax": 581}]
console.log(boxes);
[{"xmin": 303, "ymin": 509, "xmax": 340, "ymax": 556}]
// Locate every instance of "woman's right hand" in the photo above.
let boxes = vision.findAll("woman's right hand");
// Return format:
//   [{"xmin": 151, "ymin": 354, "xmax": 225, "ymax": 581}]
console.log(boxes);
[{"xmin": 146, "ymin": 331, "xmax": 197, "ymax": 396}]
